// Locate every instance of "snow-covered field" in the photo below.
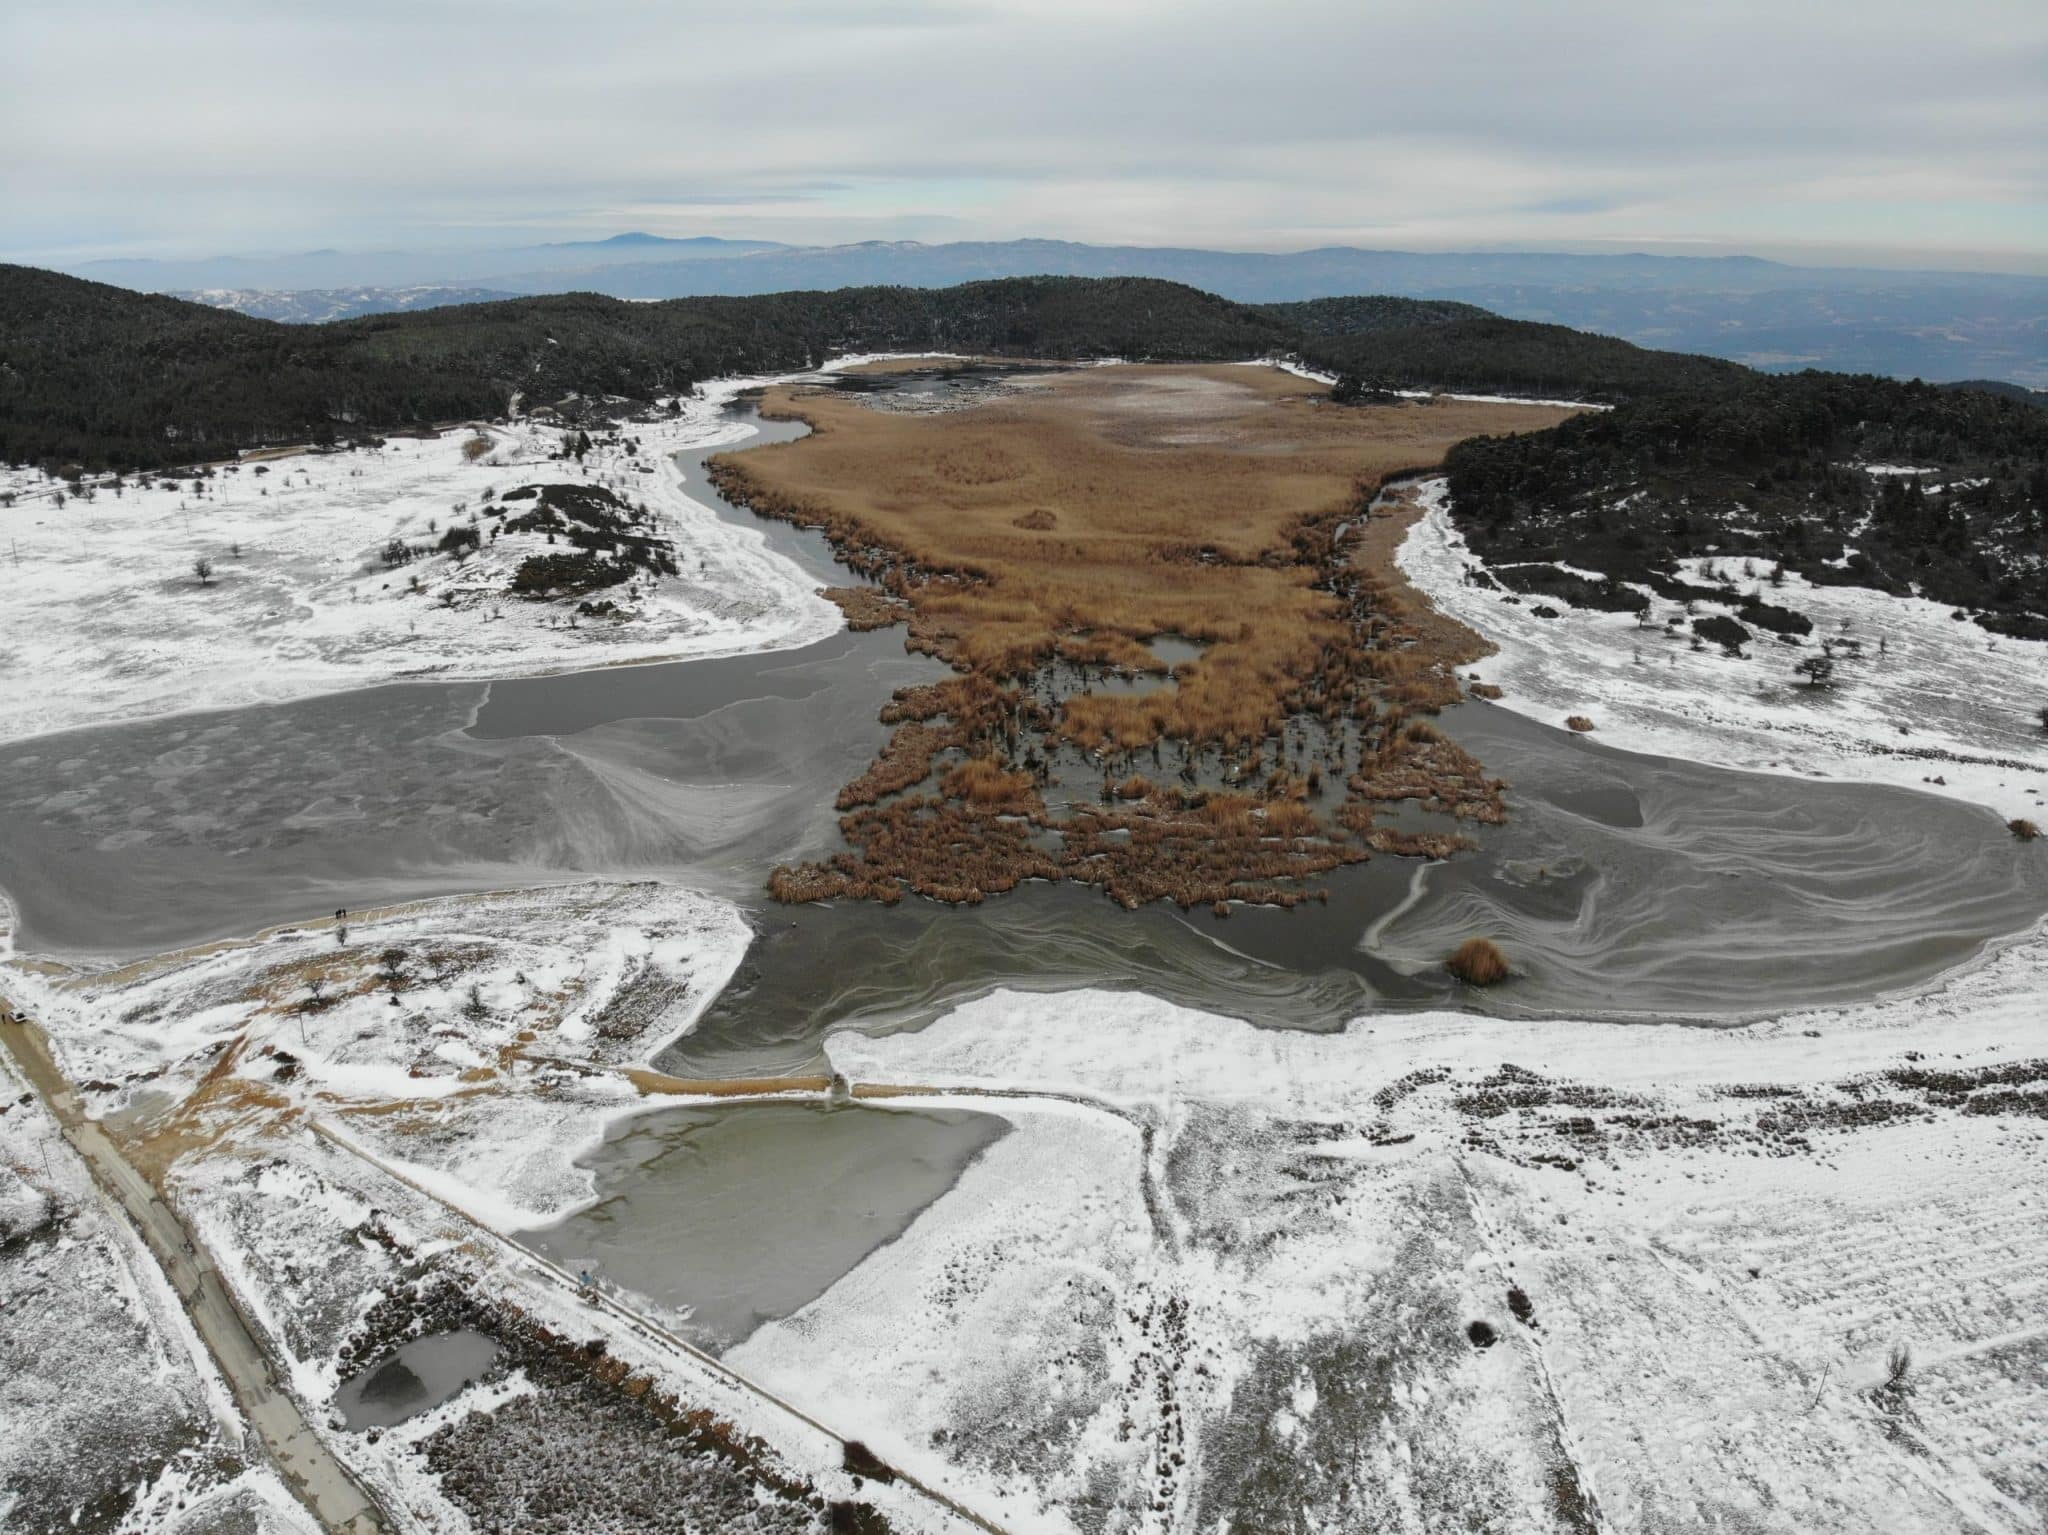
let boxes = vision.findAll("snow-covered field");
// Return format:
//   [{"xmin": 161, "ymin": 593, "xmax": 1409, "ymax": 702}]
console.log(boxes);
[
  {"xmin": 719, "ymin": 942, "xmax": 2048, "ymax": 1534},
  {"xmin": 1399, "ymin": 479, "xmax": 2048, "ymax": 827},
  {"xmin": 0, "ymin": 378, "xmax": 841, "ymax": 744},
  {"xmin": 1, "ymin": 881, "xmax": 753, "ymax": 1229},
  {"xmin": 4, "ymin": 880, "xmax": 992, "ymax": 1531},
  {"xmin": 5, "ymin": 357, "xmax": 2043, "ymax": 1532},
  {"xmin": 0, "ymin": 1047, "xmax": 318, "ymax": 1534}
]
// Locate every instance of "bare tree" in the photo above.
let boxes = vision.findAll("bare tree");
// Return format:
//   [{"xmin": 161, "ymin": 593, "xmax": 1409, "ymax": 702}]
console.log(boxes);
[{"xmin": 192, "ymin": 555, "xmax": 215, "ymax": 586}]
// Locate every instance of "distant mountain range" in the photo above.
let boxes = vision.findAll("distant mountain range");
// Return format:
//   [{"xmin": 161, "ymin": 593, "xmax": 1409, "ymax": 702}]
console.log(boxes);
[
  {"xmin": 69, "ymin": 233, "xmax": 2048, "ymax": 386},
  {"xmin": 174, "ymin": 284, "xmax": 517, "ymax": 324}
]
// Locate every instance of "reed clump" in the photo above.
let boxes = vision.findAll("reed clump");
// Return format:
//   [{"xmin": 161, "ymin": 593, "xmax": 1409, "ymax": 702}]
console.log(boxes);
[
  {"xmin": 1446, "ymin": 938, "xmax": 1511, "ymax": 986},
  {"xmin": 941, "ymin": 756, "xmax": 1043, "ymax": 812},
  {"xmin": 819, "ymin": 586, "xmax": 909, "ymax": 631}
]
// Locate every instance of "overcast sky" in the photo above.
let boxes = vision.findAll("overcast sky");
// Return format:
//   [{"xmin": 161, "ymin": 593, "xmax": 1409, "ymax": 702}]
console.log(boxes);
[{"xmin": 4, "ymin": 0, "xmax": 2044, "ymax": 271}]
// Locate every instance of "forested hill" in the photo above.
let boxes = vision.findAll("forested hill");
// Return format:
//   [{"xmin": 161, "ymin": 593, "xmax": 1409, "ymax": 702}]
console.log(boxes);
[
  {"xmin": 8, "ymin": 263, "xmax": 2038, "ymax": 631},
  {"xmin": 1299, "ymin": 314, "xmax": 1752, "ymax": 402},
  {"xmin": 4, "ymin": 267, "xmax": 1303, "ymax": 470},
  {"xmin": 1447, "ymin": 371, "xmax": 2048, "ymax": 639},
  {"xmin": 6, "ymin": 264, "xmax": 1734, "ymax": 472}
]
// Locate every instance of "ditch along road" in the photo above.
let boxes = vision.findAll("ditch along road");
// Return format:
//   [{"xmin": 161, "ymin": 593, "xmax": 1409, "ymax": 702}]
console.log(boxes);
[{"xmin": 0, "ymin": 1005, "xmax": 390, "ymax": 1535}]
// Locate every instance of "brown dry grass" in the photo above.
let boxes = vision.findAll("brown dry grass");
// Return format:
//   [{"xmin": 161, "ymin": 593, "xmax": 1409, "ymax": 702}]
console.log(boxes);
[
  {"xmin": 1446, "ymin": 937, "xmax": 1512, "ymax": 986},
  {"xmin": 2012, "ymin": 818, "xmax": 2041, "ymax": 842},
  {"xmin": 819, "ymin": 586, "xmax": 909, "ymax": 631},
  {"xmin": 718, "ymin": 364, "xmax": 1578, "ymax": 908},
  {"xmin": 1565, "ymin": 715, "xmax": 1596, "ymax": 733},
  {"xmin": 722, "ymin": 366, "xmax": 1569, "ymax": 737}
]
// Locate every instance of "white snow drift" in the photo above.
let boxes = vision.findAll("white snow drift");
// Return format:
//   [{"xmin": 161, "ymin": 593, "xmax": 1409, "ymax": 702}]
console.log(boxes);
[{"xmin": 0, "ymin": 379, "xmax": 840, "ymax": 744}]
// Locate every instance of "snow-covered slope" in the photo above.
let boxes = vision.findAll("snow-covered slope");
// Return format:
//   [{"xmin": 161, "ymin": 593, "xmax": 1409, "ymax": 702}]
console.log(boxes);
[
  {"xmin": 0, "ymin": 1048, "xmax": 320, "ymax": 1534},
  {"xmin": 0, "ymin": 380, "xmax": 839, "ymax": 744},
  {"xmin": 1399, "ymin": 479, "xmax": 2048, "ymax": 826},
  {"xmin": 1, "ymin": 881, "xmax": 753, "ymax": 1230}
]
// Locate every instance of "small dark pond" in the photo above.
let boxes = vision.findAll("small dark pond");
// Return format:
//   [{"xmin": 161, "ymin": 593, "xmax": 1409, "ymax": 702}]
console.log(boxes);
[{"xmin": 333, "ymin": 1329, "xmax": 499, "ymax": 1430}]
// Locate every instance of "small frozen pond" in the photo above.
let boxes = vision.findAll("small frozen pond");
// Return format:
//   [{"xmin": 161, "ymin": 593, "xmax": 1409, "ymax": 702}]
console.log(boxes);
[
  {"xmin": 1148, "ymin": 635, "xmax": 1208, "ymax": 669},
  {"xmin": 333, "ymin": 1329, "xmax": 499, "ymax": 1430},
  {"xmin": 523, "ymin": 1101, "xmax": 1006, "ymax": 1351}
]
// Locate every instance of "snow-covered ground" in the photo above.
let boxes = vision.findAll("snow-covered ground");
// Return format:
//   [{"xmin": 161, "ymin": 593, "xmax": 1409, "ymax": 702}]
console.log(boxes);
[
  {"xmin": 0, "ymin": 377, "xmax": 842, "ymax": 744},
  {"xmin": 7, "ymin": 357, "xmax": 2043, "ymax": 1532},
  {"xmin": 173, "ymin": 1099, "xmax": 977, "ymax": 1535},
  {"xmin": 719, "ymin": 941, "xmax": 2048, "ymax": 1534},
  {"xmin": 4, "ymin": 879, "xmax": 992, "ymax": 1531},
  {"xmin": 0, "ymin": 1046, "xmax": 318, "ymax": 1534},
  {"xmin": 1, "ymin": 881, "xmax": 754, "ymax": 1230},
  {"xmin": 1399, "ymin": 479, "xmax": 2048, "ymax": 827}
]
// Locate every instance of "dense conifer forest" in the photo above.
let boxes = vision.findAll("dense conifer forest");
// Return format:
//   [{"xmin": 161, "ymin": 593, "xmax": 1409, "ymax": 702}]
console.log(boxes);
[
  {"xmin": 0, "ymin": 268, "xmax": 1299, "ymax": 470},
  {"xmin": 1446, "ymin": 372, "xmax": 2048, "ymax": 638},
  {"xmin": 2, "ymin": 264, "xmax": 2039, "ymax": 640},
  {"xmin": 1, "ymin": 265, "xmax": 1738, "ymax": 471}
]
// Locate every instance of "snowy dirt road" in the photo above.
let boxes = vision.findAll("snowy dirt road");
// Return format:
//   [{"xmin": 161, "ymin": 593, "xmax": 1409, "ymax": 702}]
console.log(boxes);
[{"xmin": 0, "ymin": 1006, "xmax": 390, "ymax": 1534}]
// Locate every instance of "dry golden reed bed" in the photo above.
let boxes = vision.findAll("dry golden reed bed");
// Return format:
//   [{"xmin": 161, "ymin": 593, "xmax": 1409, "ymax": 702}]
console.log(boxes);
[{"xmin": 712, "ymin": 363, "xmax": 1577, "ymax": 909}]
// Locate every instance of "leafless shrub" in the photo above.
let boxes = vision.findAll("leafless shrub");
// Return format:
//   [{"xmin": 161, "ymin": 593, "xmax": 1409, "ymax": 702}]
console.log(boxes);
[{"xmin": 1884, "ymin": 1341, "xmax": 1913, "ymax": 1391}]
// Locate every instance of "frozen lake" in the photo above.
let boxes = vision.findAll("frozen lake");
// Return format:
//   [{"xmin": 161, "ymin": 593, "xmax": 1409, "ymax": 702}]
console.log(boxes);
[{"xmin": 5, "ymin": 393, "xmax": 2042, "ymax": 1028}]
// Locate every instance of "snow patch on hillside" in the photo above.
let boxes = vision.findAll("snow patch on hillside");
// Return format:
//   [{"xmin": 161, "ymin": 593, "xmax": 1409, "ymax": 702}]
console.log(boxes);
[
  {"xmin": 1399, "ymin": 479, "xmax": 2048, "ymax": 826},
  {"xmin": 0, "ymin": 381, "xmax": 840, "ymax": 744}
]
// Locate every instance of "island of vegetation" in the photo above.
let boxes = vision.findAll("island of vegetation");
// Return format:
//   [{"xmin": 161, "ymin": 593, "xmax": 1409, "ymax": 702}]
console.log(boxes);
[{"xmin": 708, "ymin": 363, "xmax": 1578, "ymax": 909}]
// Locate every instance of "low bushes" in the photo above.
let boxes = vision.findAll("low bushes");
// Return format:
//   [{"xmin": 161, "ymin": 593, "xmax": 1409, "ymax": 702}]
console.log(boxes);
[
  {"xmin": 1446, "ymin": 937, "xmax": 1511, "ymax": 986},
  {"xmin": 509, "ymin": 550, "xmax": 640, "ymax": 596},
  {"xmin": 1692, "ymin": 614, "xmax": 1751, "ymax": 653}
]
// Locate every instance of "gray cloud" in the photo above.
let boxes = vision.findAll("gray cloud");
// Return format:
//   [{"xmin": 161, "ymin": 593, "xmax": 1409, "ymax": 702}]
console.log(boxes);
[{"xmin": 3, "ymin": 0, "xmax": 2042, "ymax": 269}]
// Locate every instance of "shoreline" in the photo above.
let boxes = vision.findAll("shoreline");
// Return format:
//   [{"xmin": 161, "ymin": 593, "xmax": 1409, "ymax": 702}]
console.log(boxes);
[
  {"xmin": 1397, "ymin": 477, "xmax": 2048, "ymax": 827},
  {"xmin": 0, "ymin": 372, "xmax": 846, "ymax": 750}
]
